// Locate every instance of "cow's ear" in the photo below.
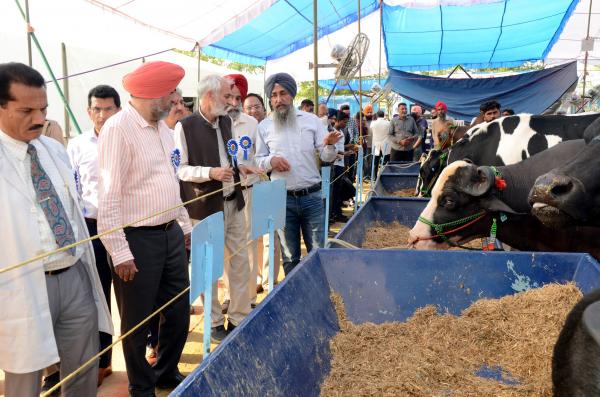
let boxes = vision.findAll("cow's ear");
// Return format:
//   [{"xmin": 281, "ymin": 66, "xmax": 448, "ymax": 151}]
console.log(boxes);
[
  {"xmin": 481, "ymin": 196, "xmax": 519, "ymax": 214},
  {"xmin": 461, "ymin": 166, "xmax": 494, "ymax": 196}
]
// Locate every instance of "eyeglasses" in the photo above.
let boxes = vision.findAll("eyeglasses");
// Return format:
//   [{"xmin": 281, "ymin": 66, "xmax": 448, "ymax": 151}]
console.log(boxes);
[{"xmin": 244, "ymin": 105, "xmax": 263, "ymax": 111}]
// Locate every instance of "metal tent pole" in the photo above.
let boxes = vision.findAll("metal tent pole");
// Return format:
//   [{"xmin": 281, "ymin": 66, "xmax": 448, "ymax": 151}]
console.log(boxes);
[
  {"xmin": 581, "ymin": 0, "xmax": 594, "ymax": 109},
  {"xmin": 313, "ymin": 0, "xmax": 319, "ymax": 113}
]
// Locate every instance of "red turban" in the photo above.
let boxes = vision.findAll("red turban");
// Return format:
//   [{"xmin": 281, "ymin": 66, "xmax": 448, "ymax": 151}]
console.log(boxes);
[
  {"xmin": 225, "ymin": 74, "xmax": 248, "ymax": 101},
  {"xmin": 435, "ymin": 101, "xmax": 448, "ymax": 111},
  {"xmin": 123, "ymin": 61, "xmax": 185, "ymax": 99}
]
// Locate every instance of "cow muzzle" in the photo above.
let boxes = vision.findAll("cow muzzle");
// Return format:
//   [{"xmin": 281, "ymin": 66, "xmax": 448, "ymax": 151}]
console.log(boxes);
[{"xmin": 529, "ymin": 172, "xmax": 587, "ymax": 228}]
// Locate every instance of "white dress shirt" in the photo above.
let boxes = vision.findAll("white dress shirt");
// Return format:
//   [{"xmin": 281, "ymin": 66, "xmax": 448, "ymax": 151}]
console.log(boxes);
[
  {"xmin": 173, "ymin": 111, "xmax": 235, "ymax": 196},
  {"xmin": 0, "ymin": 129, "xmax": 82, "ymax": 271},
  {"xmin": 98, "ymin": 103, "xmax": 192, "ymax": 266},
  {"xmin": 370, "ymin": 117, "xmax": 392, "ymax": 156},
  {"xmin": 67, "ymin": 129, "xmax": 99, "ymax": 218},
  {"xmin": 255, "ymin": 109, "xmax": 337, "ymax": 190},
  {"xmin": 232, "ymin": 112, "xmax": 260, "ymax": 187}
]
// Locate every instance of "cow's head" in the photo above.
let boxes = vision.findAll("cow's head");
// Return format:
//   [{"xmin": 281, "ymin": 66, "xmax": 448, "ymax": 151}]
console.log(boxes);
[
  {"xmin": 529, "ymin": 137, "xmax": 600, "ymax": 228},
  {"xmin": 418, "ymin": 149, "xmax": 449, "ymax": 196},
  {"xmin": 409, "ymin": 161, "xmax": 517, "ymax": 249}
]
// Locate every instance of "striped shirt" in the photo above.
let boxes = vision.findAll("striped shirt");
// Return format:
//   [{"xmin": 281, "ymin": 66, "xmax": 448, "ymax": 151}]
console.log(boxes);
[{"xmin": 98, "ymin": 103, "xmax": 192, "ymax": 266}]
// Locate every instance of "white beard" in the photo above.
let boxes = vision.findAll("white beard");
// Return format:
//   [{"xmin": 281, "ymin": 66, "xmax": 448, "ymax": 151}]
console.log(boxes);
[
  {"xmin": 228, "ymin": 105, "xmax": 242, "ymax": 121},
  {"xmin": 273, "ymin": 105, "xmax": 297, "ymax": 132}
]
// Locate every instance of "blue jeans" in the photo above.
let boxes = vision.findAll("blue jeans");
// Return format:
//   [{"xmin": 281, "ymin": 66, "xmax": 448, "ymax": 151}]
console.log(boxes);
[{"xmin": 278, "ymin": 190, "xmax": 324, "ymax": 275}]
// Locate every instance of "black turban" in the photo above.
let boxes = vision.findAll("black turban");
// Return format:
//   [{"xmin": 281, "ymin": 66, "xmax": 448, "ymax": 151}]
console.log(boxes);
[{"xmin": 265, "ymin": 72, "xmax": 297, "ymax": 99}]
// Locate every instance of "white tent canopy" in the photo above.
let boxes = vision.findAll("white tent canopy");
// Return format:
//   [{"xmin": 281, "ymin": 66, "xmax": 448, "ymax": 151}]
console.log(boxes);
[{"xmin": 1, "ymin": 0, "xmax": 598, "ymax": 133}]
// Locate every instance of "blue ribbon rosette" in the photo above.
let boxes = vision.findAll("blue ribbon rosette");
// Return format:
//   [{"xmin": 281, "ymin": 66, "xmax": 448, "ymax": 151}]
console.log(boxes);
[
  {"xmin": 226, "ymin": 138, "xmax": 239, "ymax": 168},
  {"xmin": 171, "ymin": 148, "xmax": 181, "ymax": 174},
  {"xmin": 239, "ymin": 135, "xmax": 253, "ymax": 161}
]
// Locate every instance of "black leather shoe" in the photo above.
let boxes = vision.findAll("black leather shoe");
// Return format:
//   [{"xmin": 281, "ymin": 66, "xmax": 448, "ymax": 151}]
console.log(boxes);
[
  {"xmin": 41, "ymin": 372, "xmax": 60, "ymax": 397},
  {"xmin": 211, "ymin": 325, "xmax": 228, "ymax": 343},
  {"xmin": 227, "ymin": 322, "xmax": 237, "ymax": 333},
  {"xmin": 156, "ymin": 371, "xmax": 186, "ymax": 389},
  {"xmin": 221, "ymin": 299, "xmax": 230, "ymax": 314}
]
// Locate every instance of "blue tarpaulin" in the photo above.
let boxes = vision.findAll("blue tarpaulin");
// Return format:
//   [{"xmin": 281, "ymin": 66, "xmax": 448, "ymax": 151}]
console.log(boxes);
[
  {"xmin": 386, "ymin": 61, "xmax": 578, "ymax": 120},
  {"xmin": 382, "ymin": 0, "xmax": 579, "ymax": 71},
  {"xmin": 203, "ymin": 0, "xmax": 580, "ymax": 72},
  {"xmin": 318, "ymin": 78, "xmax": 382, "ymax": 92},
  {"xmin": 203, "ymin": 0, "xmax": 379, "ymax": 66}
]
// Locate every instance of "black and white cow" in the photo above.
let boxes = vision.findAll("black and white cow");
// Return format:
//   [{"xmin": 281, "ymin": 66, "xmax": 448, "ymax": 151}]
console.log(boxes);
[
  {"xmin": 408, "ymin": 140, "xmax": 599, "ymax": 260},
  {"xmin": 552, "ymin": 288, "xmax": 600, "ymax": 397},
  {"xmin": 529, "ymin": 117, "xmax": 600, "ymax": 229},
  {"xmin": 418, "ymin": 113, "xmax": 600, "ymax": 196}
]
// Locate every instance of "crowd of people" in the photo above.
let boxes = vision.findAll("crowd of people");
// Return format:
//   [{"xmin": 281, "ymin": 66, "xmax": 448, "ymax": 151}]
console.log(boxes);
[{"xmin": 0, "ymin": 59, "xmax": 513, "ymax": 397}]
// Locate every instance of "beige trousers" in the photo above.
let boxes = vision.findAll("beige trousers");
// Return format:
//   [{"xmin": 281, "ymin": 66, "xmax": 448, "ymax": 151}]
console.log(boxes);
[{"xmin": 206, "ymin": 199, "xmax": 251, "ymax": 327}]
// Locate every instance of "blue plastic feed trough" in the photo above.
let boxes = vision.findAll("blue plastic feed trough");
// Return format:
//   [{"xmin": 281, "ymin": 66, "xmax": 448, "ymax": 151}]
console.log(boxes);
[
  {"xmin": 373, "ymin": 174, "xmax": 419, "ymax": 197},
  {"xmin": 172, "ymin": 250, "xmax": 600, "ymax": 396},
  {"xmin": 382, "ymin": 161, "xmax": 421, "ymax": 174},
  {"xmin": 335, "ymin": 197, "xmax": 428, "ymax": 247}
]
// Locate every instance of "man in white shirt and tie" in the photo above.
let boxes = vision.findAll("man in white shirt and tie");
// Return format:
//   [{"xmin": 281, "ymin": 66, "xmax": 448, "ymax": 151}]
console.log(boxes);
[
  {"xmin": 0, "ymin": 62, "xmax": 112, "ymax": 397},
  {"xmin": 67, "ymin": 84, "xmax": 121, "ymax": 385}
]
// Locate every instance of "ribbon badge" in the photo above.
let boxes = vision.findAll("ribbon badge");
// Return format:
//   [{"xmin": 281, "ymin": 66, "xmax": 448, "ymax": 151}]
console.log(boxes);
[
  {"xmin": 239, "ymin": 135, "xmax": 253, "ymax": 161},
  {"xmin": 171, "ymin": 148, "xmax": 181, "ymax": 173},
  {"xmin": 227, "ymin": 138, "xmax": 239, "ymax": 167}
]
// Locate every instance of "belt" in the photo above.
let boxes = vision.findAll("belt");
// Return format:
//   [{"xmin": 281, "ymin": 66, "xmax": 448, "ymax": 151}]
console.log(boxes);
[
  {"xmin": 224, "ymin": 191, "xmax": 237, "ymax": 201},
  {"xmin": 287, "ymin": 184, "xmax": 321, "ymax": 197},
  {"xmin": 126, "ymin": 220, "xmax": 175, "ymax": 231},
  {"xmin": 45, "ymin": 266, "xmax": 71, "ymax": 276},
  {"xmin": 241, "ymin": 184, "xmax": 253, "ymax": 191}
]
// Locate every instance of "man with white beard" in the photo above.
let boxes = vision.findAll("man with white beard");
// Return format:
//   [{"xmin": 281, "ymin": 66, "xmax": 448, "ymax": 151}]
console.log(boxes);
[
  {"xmin": 255, "ymin": 73, "xmax": 343, "ymax": 275},
  {"xmin": 174, "ymin": 74, "xmax": 260, "ymax": 342}
]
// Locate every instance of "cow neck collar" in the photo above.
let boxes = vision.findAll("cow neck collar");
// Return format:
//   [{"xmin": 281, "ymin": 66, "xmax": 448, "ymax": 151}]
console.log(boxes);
[{"xmin": 491, "ymin": 165, "xmax": 531, "ymax": 214}]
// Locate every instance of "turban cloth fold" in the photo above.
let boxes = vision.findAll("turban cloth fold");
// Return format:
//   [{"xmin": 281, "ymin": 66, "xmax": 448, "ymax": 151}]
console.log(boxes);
[
  {"xmin": 123, "ymin": 61, "xmax": 185, "ymax": 99},
  {"xmin": 225, "ymin": 74, "xmax": 248, "ymax": 101},
  {"xmin": 435, "ymin": 101, "xmax": 448, "ymax": 111},
  {"xmin": 265, "ymin": 73, "xmax": 297, "ymax": 99}
]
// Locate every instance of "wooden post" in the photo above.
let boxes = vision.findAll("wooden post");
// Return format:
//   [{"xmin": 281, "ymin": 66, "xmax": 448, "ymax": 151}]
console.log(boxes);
[
  {"xmin": 61, "ymin": 43, "xmax": 71, "ymax": 139},
  {"xmin": 25, "ymin": 0, "xmax": 32, "ymax": 66}
]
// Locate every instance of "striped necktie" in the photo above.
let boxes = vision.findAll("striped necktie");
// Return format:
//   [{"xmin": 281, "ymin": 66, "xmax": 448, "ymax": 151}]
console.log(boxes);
[{"xmin": 28, "ymin": 144, "xmax": 76, "ymax": 255}]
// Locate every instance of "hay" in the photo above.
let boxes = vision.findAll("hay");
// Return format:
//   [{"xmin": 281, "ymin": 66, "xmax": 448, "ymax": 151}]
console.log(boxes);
[
  {"xmin": 390, "ymin": 188, "xmax": 417, "ymax": 197},
  {"xmin": 362, "ymin": 222, "xmax": 481, "ymax": 250},
  {"xmin": 322, "ymin": 283, "xmax": 582, "ymax": 397}
]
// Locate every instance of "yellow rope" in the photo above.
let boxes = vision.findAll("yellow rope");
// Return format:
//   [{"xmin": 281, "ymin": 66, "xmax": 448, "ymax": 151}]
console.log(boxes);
[
  {"xmin": 41, "ymin": 230, "xmax": 260, "ymax": 396},
  {"xmin": 1, "ymin": 179, "xmax": 259, "ymax": 273}
]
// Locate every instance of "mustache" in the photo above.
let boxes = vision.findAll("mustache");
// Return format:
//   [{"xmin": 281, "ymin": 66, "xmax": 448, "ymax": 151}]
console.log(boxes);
[{"xmin": 29, "ymin": 124, "xmax": 44, "ymax": 131}]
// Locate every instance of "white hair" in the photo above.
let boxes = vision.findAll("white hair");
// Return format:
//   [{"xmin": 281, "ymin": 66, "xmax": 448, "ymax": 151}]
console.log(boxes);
[{"xmin": 197, "ymin": 74, "xmax": 233, "ymax": 99}]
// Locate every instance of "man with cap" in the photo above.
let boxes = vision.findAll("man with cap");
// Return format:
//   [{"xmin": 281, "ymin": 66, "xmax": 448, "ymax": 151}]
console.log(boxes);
[
  {"xmin": 431, "ymin": 100, "xmax": 454, "ymax": 149},
  {"xmin": 255, "ymin": 73, "xmax": 343, "ymax": 275},
  {"xmin": 174, "ymin": 74, "xmax": 261, "ymax": 342},
  {"xmin": 98, "ymin": 61, "xmax": 192, "ymax": 395}
]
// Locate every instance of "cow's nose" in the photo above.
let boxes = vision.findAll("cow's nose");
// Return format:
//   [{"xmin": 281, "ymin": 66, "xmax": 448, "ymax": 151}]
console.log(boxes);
[{"xmin": 530, "ymin": 172, "xmax": 579, "ymax": 208}]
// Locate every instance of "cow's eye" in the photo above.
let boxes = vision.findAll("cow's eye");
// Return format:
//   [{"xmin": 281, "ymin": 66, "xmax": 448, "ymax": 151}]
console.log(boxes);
[{"xmin": 442, "ymin": 196, "xmax": 456, "ymax": 210}]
